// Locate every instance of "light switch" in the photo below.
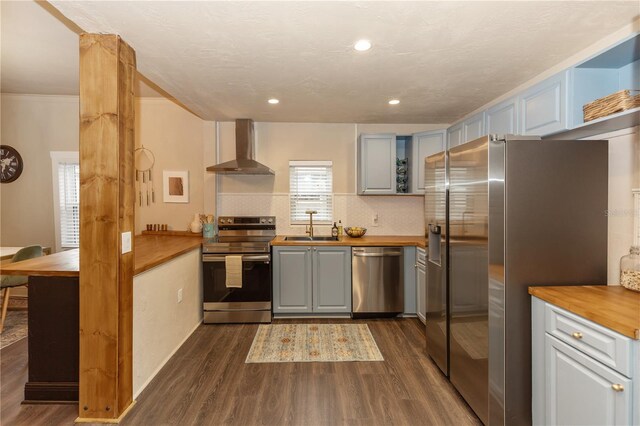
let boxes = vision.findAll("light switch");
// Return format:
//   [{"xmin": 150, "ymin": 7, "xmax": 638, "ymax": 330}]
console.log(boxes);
[{"xmin": 121, "ymin": 231, "xmax": 132, "ymax": 254}]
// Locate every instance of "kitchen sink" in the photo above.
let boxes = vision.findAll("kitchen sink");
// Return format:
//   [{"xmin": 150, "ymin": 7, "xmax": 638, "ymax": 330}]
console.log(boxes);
[{"xmin": 284, "ymin": 236, "xmax": 339, "ymax": 242}]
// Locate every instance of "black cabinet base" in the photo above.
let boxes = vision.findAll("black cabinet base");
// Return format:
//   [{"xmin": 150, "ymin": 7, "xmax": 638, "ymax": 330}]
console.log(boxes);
[{"xmin": 26, "ymin": 276, "xmax": 79, "ymax": 403}]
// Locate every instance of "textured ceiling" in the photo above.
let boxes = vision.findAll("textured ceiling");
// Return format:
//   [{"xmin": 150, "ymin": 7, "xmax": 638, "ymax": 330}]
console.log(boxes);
[
  {"xmin": 0, "ymin": 0, "xmax": 162, "ymax": 97},
  {"xmin": 7, "ymin": 1, "xmax": 640, "ymax": 123}
]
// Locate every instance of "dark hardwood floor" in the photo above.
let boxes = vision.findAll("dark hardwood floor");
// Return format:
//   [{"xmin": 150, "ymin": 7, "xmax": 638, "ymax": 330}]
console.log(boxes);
[{"xmin": 1, "ymin": 318, "xmax": 480, "ymax": 426}]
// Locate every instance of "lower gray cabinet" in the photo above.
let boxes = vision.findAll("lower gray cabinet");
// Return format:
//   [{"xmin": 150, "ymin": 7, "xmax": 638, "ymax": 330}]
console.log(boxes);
[
  {"xmin": 273, "ymin": 246, "xmax": 351, "ymax": 314},
  {"xmin": 272, "ymin": 246, "xmax": 312, "ymax": 313},
  {"xmin": 532, "ymin": 297, "xmax": 638, "ymax": 425},
  {"xmin": 545, "ymin": 335, "xmax": 631, "ymax": 426}
]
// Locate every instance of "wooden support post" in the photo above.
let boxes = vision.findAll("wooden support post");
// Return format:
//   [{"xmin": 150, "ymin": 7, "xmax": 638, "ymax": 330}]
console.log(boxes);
[{"xmin": 78, "ymin": 33, "xmax": 136, "ymax": 422}]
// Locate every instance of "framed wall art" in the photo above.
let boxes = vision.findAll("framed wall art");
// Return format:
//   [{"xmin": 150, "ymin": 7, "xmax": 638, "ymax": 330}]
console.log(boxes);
[{"xmin": 163, "ymin": 170, "xmax": 189, "ymax": 203}]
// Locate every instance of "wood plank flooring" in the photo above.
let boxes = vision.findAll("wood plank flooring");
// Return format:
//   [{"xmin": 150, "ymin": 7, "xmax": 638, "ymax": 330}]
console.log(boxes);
[{"xmin": 1, "ymin": 318, "xmax": 480, "ymax": 426}]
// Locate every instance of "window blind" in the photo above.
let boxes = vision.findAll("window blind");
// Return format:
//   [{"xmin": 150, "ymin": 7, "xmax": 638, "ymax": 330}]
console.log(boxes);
[
  {"xmin": 58, "ymin": 162, "xmax": 80, "ymax": 248},
  {"xmin": 289, "ymin": 161, "xmax": 333, "ymax": 224}
]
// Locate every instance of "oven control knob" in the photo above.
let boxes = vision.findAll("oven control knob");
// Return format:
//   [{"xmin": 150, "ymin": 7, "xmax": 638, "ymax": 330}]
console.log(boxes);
[
  {"xmin": 260, "ymin": 218, "xmax": 266, "ymax": 223},
  {"xmin": 268, "ymin": 218, "xmax": 273, "ymax": 223},
  {"xmin": 227, "ymin": 219, "xmax": 233, "ymax": 224},
  {"xmin": 219, "ymin": 218, "xmax": 224, "ymax": 223}
]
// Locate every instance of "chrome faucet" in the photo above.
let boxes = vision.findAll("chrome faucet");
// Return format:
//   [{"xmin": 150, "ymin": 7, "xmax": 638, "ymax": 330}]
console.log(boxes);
[{"xmin": 305, "ymin": 210, "xmax": 317, "ymax": 238}]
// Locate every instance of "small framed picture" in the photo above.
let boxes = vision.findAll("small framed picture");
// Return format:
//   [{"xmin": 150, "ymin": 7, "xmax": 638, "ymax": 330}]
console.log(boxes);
[{"xmin": 163, "ymin": 170, "xmax": 189, "ymax": 203}]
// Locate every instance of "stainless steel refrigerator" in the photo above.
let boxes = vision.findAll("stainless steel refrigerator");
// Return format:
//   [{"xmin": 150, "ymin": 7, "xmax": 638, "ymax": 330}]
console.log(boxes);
[
  {"xmin": 425, "ymin": 135, "xmax": 608, "ymax": 425},
  {"xmin": 424, "ymin": 150, "xmax": 449, "ymax": 377}
]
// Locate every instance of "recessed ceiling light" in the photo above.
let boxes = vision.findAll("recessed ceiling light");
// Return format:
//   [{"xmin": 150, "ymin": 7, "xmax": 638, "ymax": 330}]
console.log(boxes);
[
  {"xmin": 354, "ymin": 40, "xmax": 372, "ymax": 52},
  {"xmin": 388, "ymin": 99, "xmax": 400, "ymax": 105},
  {"xmin": 268, "ymin": 98, "xmax": 279, "ymax": 104}
]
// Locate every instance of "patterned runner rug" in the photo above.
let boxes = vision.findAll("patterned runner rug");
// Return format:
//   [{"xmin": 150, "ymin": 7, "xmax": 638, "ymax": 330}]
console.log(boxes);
[
  {"xmin": 1, "ymin": 310, "xmax": 28, "ymax": 350},
  {"xmin": 246, "ymin": 323, "xmax": 384, "ymax": 363}
]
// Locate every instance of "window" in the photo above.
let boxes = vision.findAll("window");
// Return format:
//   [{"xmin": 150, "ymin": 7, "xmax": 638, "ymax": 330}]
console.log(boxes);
[
  {"xmin": 51, "ymin": 152, "xmax": 80, "ymax": 251},
  {"xmin": 289, "ymin": 161, "xmax": 333, "ymax": 224}
]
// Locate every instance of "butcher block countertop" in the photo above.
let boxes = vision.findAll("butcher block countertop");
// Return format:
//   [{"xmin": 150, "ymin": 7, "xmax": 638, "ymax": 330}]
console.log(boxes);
[
  {"xmin": 529, "ymin": 285, "xmax": 640, "ymax": 340},
  {"xmin": 0, "ymin": 234, "xmax": 202, "ymax": 277},
  {"xmin": 271, "ymin": 235, "xmax": 426, "ymax": 248}
]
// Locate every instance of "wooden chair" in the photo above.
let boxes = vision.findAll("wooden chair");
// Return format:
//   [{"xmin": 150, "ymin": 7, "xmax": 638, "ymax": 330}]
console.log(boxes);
[{"xmin": 0, "ymin": 245, "xmax": 43, "ymax": 333}]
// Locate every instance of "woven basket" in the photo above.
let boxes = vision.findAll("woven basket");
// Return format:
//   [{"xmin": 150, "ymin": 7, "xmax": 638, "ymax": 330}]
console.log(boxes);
[{"xmin": 583, "ymin": 90, "xmax": 640, "ymax": 122}]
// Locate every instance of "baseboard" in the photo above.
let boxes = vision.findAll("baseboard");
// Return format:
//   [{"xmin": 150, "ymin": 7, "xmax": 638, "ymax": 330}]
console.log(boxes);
[
  {"xmin": 133, "ymin": 319, "xmax": 202, "ymax": 399},
  {"xmin": 272, "ymin": 314, "xmax": 351, "ymax": 319},
  {"xmin": 23, "ymin": 381, "xmax": 78, "ymax": 403}
]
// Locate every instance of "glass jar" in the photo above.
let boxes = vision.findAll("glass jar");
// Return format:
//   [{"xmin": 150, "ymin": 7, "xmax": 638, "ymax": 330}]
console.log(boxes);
[{"xmin": 620, "ymin": 246, "xmax": 640, "ymax": 291}]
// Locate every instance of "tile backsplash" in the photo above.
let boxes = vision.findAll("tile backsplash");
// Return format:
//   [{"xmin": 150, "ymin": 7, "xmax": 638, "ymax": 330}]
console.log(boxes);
[{"xmin": 217, "ymin": 193, "xmax": 425, "ymax": 236}]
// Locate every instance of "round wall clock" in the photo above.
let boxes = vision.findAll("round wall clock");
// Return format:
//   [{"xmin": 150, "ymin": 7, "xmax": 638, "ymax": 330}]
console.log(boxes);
[{"xmin": 0, "ymin": 145, "xmax": 24, "ymax": 183}]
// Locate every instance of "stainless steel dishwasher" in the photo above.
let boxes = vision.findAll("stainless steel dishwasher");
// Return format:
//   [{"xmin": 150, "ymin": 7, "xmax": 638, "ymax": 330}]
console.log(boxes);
[{"xmin": 352, "ymin": 247, "xmax": 404, "ymax": 318}]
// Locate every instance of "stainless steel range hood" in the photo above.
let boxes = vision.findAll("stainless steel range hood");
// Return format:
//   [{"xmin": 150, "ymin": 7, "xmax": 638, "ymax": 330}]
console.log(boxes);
[{"xmin": 207, "ymin": 119, "xmax": 274, "ymax": 175}]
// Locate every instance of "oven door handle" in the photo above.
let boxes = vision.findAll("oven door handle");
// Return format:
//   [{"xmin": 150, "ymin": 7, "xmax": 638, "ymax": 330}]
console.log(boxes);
[{"xmin": 202, "ymin": 255, "xmax": 270, "ymax": 263}]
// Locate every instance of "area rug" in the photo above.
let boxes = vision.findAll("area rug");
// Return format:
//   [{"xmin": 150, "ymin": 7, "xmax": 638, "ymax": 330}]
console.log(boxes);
[
  {"xmin": 246, "ymin": 324, "xmax": 384, "ymax": 363},
  {"xmin": 1, "ymin": 310, "xmax": 28, "ymax": 350}
]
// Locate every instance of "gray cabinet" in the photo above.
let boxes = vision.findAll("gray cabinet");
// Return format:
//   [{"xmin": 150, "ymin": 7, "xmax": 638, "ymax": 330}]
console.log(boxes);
[
  {"xmin": 532, "ymin": 297, "xmax": 639, "ymax": 425},
  {"xmin": 273, "ymin": 246, "xmax": 351, "ymax": 314},
  {"xmin": 448, "ymin": 123, "xmax": 463, "ymax": 149},
  {"xmin": 416, "ymin": 248, "xmax": 426, "ymax": 323},
  {"xmin": 520, "ymin": 71, "xmax": 569, "ymax": 136},
  {"xmin": 411, "ymin": 130, "xmax": 446, "ymax": 194},
  {"xmin": 403, "ymin": 246, "xmax": 417, "ymax": 314},
  {"xmin": 463, "ymin": 112, "xmax": 486, "ymax": 143},
  {"xmin": 272, "ymin": 246, "xmax": 312, "ymax": 313},
  {"xmin": 545, "ymin": 335, "xmax": 631, "ymax": 426},
  {"xmin": 486, "ymin": 96, "xmax": 519, "ymax": 136},
  {"xmin": 312, "ymin": 247, "xmax": 352, "ymax": 313},
  {"xmin": 358, "ymin": 133, "xmax": 395, "ymax": 194}
]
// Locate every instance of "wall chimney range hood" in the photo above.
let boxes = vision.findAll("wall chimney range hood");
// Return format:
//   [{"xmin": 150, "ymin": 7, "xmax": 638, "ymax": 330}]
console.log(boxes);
[{"xmin": 206, "ymin": 119, "xmax": 274, "ymax": 175}]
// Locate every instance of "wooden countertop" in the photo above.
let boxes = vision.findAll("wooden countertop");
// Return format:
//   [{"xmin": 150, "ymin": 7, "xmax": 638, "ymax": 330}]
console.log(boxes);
[
  {"xmin": 529, "ymin": 285, "xmax": 640, "ymax": 340},
  {"xmin": 271, "ymin": 235, "xmax": 426, "ymax": 248},
  {"xmin": 0, "ymin": 235, "xmax": 202, "ymax": 277}
]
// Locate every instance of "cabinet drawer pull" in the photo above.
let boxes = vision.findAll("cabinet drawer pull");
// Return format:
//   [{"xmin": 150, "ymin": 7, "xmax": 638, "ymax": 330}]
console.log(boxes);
[
  {"xmin": 611, "ymin": 384, "xmax": 624, "ymax": 392},
  {"xmin": 571, "ymin": 332, "xmax": 583, "ymax": 340}
]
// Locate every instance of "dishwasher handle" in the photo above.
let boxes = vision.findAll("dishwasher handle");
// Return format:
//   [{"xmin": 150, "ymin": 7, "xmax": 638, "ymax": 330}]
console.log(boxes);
[{"xmin": 352, "ymin": 250, "xmax": 403, "ymax": 257}]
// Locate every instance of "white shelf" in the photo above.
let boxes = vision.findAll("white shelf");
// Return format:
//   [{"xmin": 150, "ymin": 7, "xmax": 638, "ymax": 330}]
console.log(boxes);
[{"xmin": 544, "ymin": 107, "xmax": 640, "ymax": 140}]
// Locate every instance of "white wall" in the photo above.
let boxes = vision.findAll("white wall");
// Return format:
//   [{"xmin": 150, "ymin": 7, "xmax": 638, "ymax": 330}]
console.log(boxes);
[
  {"xmin": 133, "ymin": 248, "xmax": 202, "ymax": 397},
  {"xmin": 584, "ymin": 127, "xmax": 639, "ymax": 285},
  {"xmin": 0, "ymin": 94, "xmax": 78, "ymax": 250},
  {"xmin": 216, "ymin": 121, "xmax": 447, "ymax": 235},
  {"xmin": 133, "ymin": 98, "xmax": 214, "ymax": 233},
  {"xmin": 0, "ymin": 94, "xmax": 211, "ymax": 250}
]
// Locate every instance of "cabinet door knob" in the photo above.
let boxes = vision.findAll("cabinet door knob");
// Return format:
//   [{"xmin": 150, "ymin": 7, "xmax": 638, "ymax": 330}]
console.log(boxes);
[
  {"xmin": 571, "ymin": 332, "xmax": 583, "ymax": 340},
  {"xmin": 307, "ymin": 248, "xmax": 310, "ymax": 251},
  {"xmin": 313, "ymin": 248, "xmax": 317, "ymax": 251},
  {"xmin": 611, "ymin": 384, "xmax": 624, "ymax": 392}
]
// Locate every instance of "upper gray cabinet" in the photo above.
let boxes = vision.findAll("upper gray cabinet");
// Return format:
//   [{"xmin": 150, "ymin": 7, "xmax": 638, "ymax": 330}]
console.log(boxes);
[
  {"xmin": 448, "ymin": 113, "xmax": 486, "ymax": 149},
  {"xmin": 486, "ymin": 96, "xmax": 519, "ymax": 136},
  {"xmin": 411, "ymin": 130, "xmax": 446, "ymax": 194},
  {"xmin": 463, "ymin": 111, "xmax": 486, "ymax": 143},
  {"xmin": 447, "ymin": 123, "xmax": 463, "ymax": 149},
  {"xmin": 358, "ymin": 131, "xmax": 446, "ymax": 195},
  {"xmin": 519, "ymin": 71, "xmax": 569, "ymax": 136},
  {"xmin": 358, "ymin": 133, "xmax": 396, "ymax": 194}
]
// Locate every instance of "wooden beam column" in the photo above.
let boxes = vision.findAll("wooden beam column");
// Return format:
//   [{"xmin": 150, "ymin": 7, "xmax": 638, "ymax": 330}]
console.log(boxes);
[{"xmin": 78, "ymin": 33, "xmax": 136, "ymax": 422}]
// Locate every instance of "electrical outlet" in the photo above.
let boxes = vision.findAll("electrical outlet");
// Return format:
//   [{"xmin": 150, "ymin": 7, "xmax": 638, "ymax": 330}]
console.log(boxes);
[
  {"xmin": 177, "ymin": 288, "xmax": 183, "ymax": 303},
  {"xmin": 372, "ymin": 213, "xmax": 379, "ymax": 227},
  {"xmin": 121, "ymin": 231, "xmax": 132, "ymax": 254}
]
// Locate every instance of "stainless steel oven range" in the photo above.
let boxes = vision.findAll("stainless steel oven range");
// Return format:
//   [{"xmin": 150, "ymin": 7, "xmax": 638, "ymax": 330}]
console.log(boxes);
[{"xmin": 202, "ymin": 216, "xmax": 275, "ymax": 323}]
